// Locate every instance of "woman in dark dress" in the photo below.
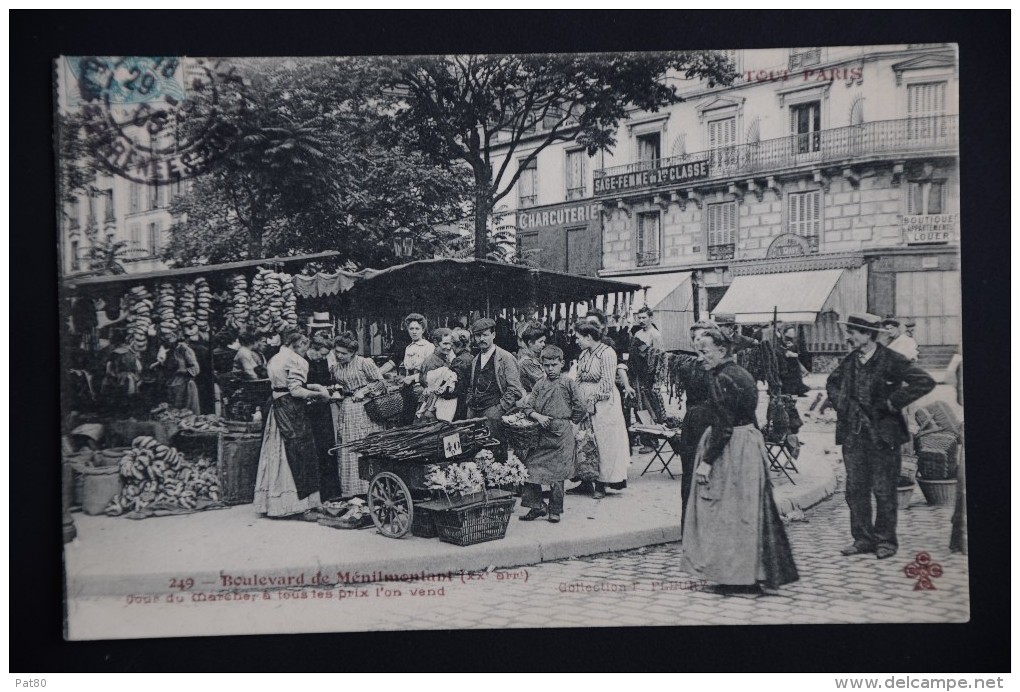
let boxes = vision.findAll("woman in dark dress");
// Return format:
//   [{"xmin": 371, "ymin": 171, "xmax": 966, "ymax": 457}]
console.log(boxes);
[
  {"xmin": 674, "ymin": 321, "xmax": 717, "ymax": 534},
  {"xmin": 680, "ymin": 329, "xmax": 798, "ymax": 594},
  {"xmin": 305, "ymin": 335, "xmax": 342, "ymax": 502},
  {"xmin": 778, "ymin": 325, "xmax": 810, "ymax": 397},
  {"xmin": 448, "ymin": 328, "xmax": 475, "ymax": 421}
]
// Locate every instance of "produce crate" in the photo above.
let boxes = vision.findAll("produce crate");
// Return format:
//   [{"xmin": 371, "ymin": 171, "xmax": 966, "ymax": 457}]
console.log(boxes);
[
  {"xmin": 915, "ymin": 432, "xmax": 959, "ymax": 479},
  {"xmin": 431, "ymin": 495, "xmax": 516, "ymax": 547},
  {"xmin": 411, "ymin": 508, "xmax": 439, "ymax": 538},
  {"xmin": 217, "ymin": 433, "xmax": 262, "ymax": 505},
  {"xmin": 223, "ymin": 419, "xmax": 264, "ymax": 434}
]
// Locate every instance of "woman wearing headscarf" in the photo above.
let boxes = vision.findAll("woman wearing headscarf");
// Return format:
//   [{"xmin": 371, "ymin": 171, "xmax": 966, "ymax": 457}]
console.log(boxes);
[
  {"xmin": 417, "ymin": 327, "xmax": 458, "ymax": 421},
  {"xmin": 680, "ymin": 328, "xmax": 798, "ymax": 594},
  {"xmin": 254, "ymin": 331, "xmax": 331, "ymax": 520},
  {"xmin": 328, "ymin": 332, "xmax": 387, "ymax": 498}
]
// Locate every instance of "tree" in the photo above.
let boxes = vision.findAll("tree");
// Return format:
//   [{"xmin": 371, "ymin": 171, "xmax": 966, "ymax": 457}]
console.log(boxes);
[
  {"xmin": 374, "ymin": 52, "xmax": 738, "ymax": 258},
  {"xmin": 164, "ymin": 58, "xmax": 472, "ymax": 267}
]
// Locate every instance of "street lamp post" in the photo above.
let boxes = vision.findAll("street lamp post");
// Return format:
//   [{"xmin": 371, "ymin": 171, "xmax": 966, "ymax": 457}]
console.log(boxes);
[{"xmin": 393, "ymin": 226, "xmax": 414, "ymax": 260}]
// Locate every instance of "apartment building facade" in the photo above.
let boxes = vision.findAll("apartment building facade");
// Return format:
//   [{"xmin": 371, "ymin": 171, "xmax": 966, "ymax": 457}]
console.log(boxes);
[{"xmin": 499, "ymin": 44, "xmax": 960, "ymax": 365}]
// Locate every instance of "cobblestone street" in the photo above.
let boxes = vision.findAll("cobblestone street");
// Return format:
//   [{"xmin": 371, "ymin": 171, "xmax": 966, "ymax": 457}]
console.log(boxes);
[{"xmin": 357, "ymin": 493, "xmax": 969, "ymax": 631}]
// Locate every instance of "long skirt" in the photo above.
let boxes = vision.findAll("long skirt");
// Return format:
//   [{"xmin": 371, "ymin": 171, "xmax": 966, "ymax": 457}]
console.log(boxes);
[
  {"xmin": 254, "ymin": 402, "xmax": 322, "ymax": 517},
  {"xmin": 680, "ymin": 424, "xmax": 798, "ymax": 589},
  {"xmin": 579, "ymin": 383, "xmax": 631, "ymax": 487},
  {"xmin": 332, "ymin": 397, "xmax": 385, "ymax": 497},
  {"xmin": 167, "ymin": 374, "xmax": 201, "ymax": 415}
]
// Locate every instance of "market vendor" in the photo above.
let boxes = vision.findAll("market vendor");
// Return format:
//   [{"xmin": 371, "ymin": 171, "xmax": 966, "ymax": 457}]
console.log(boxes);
[
  {"xmin": 233, "ymin": 330, "xmax": 268, "ymax": 380},
  {"xmin": 466, "ymin": 317, "xmax": 524, "ymax": 462},
  {"xmin": 518, "ymin": 345, "xmax": 588, "ymax": 524},
  {"xmin": 515, "ymin": 323, "xmax": 547, "ymax": 393},
  {"xmin": 416, "ymin": 328, "xmax": 458, "ymax": 421},
  {"xmin": 306, "ymin": 335, "xmax": 342, "ymax": 502},
  {"xmin": 151, "ymin": 328, "xmax": 202, "ymax": 415},
  {"xmin": 100, "ymin": 329, "xmax": 142, "ymax": 416},
  {"xmin": 184, "ymin": 321, "xmax": 217, "ymax": 415},
  {"xmin": 254, "ymin": 331, "xmax": 331, "ymax": 521}
]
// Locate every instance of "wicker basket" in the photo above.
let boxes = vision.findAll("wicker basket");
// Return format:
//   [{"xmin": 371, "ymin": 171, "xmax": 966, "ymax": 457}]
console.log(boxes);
[
  {"xmin": 411, "ymin": 508, "xmax": 439, "ymax": 538},
  {"xmin": 432, "ymin": 495, "xmax": 516, "ymax": 547},
  {"xmin": 917, "ymin": 478, "xmax": 957, "ymax": 506},
  {"xmin": 916, "ymin": 432, "xmax": 959, "ymax": 479},
  {"xmin": 897, "ymin": 482, "xmax": 916, "ymax": 510},
  {"xmin": 504, "ymin": 421, "xmax": 541, "ymax": 450},
  {"xmin": 364, "ymin": 391, "xmax": 405, "ymax": 424},
  {"xmin": 80, "ymin": 465, "xmax": 122, "ymax": 515}
]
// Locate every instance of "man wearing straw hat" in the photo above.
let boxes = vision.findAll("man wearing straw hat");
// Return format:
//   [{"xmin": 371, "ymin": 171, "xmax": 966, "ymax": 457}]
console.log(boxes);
[{"xmin": 826, "ymin": 313, "xmax": 934, "ymax": 560}]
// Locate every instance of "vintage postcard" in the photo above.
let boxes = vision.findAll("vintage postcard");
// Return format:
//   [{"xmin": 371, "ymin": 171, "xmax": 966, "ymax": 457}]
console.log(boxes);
[{"xmin": 56, "ymin": 45, "xmax": 967, "ymax": 641}]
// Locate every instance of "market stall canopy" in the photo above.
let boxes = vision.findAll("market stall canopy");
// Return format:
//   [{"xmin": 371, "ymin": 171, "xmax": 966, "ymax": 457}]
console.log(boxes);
[
  {"xmin": 712, "ymin": 268, "xmax": 863, "ymax": 324},
  {"xmin": 62, "ymin": 251, "xmax": 343, "ymax": 293},
  {"xmin": 607, "ymin": 271, "xmax": 694, "ymax": 351},
  {"xmin": 342, "ymin": 258, "xmax": 642, "ymax": 317}
]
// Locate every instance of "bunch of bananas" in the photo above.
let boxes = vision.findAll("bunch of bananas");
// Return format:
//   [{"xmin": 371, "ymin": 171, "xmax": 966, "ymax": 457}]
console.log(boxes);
[
  {"xmin": 151, "ymin": 402, "xmax": 194, "ymax": 423},
  {"xmin": 225, "ymin": 274, "xmax": 249, "ymax": 330},
  {"xmin": 126, "ymin": 285, "xmax": 154, "ymax": 353},
  {"xmin": 279, "ymin": 271, "xmax": 298, "ymax": 330},
  {"xmin": 106, "ymin": 436, "xmax": 222, "ymax": 516},
  {"xmin": 178, "ymin": 413, "xmax": 229, "ymax": 433},
  {"xmin": 177, "ymin": 280, "xmax": 197, "ymax": 328},
  {"xmin": 156, "ymin": 282, "xmax": 179, "ymax": 340},
  {"xmin": 195, "ymin": 277, "xmax": 213, "ymax": 334},
  {"xmin": 249, "ymin": 268, "xmax": 277, "ymax": 334}
]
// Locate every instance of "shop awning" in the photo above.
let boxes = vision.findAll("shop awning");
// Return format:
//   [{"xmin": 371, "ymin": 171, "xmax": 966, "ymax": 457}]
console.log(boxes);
[
  {"xmin": 712, "ymin": 269, "xmax": 851, "ymax": 324},
  {"xmin": 343, "ymin": 258, "xmax": 641, "ymax": 317},
  {"xmin": 608, "ymin": 271, "xmax": 694, "ymax": 351}
]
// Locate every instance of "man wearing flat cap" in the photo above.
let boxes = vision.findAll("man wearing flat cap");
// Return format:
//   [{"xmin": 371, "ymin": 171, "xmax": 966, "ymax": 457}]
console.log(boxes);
[
  {"xmin": 882, "ymin": 317, "xmax": 920, "ymax": 362},
  {"xmin": 467, "ymin": 317, "xmax": 524, "ymax": 460},
  {"xmin": 710, "ymin": 313, "xmax": 759, "ymax": 354},
  {"xmin": 826, "ymin": 313, "xmax": 935, "ymax": 560}
]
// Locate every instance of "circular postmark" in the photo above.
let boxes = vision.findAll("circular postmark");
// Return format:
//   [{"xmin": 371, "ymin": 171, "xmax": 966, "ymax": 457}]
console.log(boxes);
[{"xmin": 76, "ymin": 57, "xmax": 245, "ymax": 186}]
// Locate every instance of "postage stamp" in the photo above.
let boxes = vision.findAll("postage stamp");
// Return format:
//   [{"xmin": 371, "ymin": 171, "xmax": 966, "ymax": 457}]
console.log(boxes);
[{"xmin": 67, "ymin": 56, "xmax": 243, "ymax": 186}]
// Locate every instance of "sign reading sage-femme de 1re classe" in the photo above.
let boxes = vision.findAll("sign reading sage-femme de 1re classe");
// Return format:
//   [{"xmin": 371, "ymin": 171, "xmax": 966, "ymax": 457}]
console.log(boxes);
[
  {"xmin": 594, "ymin": 159, "xmax": 710, "ymax": 195},
  {"xmin": 902, "ymin": 213, "xmax": 958, "ymax": 245}
]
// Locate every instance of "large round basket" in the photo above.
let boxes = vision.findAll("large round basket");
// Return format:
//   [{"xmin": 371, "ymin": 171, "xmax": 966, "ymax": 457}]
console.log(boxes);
[
  {"xmin": 917, "ymin": 478, "xmax": 957, "ymax": 506},
  {"xmin": 897, "ymin": 483, "xmax": 916, "ymax": 510},
  {"xmin": 364, "ymin": 392, "xmax": 405, "ymax": 424},
  {"xmin": 504, "ymin": 422, "xmax": 541, "ymax": 450}
]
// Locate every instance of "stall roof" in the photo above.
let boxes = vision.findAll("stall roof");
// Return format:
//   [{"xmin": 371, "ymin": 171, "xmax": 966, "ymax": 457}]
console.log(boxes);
[
  {"xmin": 342, "ymin": 258, "xmax": 642, "ymax": 316},
  {"xmin": 62, "ymin": 251, "xmax": 342, "ymax": 292},
  {"xmin": 712, "ymin": 269, "xmax": 846, "ymax": 324},
  {"xmin": 609, "ymin": 271, "xmax": 693, "ymax": 312}
]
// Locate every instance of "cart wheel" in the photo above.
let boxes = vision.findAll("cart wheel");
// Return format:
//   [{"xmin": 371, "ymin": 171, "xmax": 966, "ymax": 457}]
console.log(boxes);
[{"xmin": 368, "ymin": 472, "xmax": 414, "ymax": 538}]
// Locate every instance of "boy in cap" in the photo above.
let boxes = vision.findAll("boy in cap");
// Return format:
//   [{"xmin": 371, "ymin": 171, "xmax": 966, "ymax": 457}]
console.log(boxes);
[
  {"xmin": 826, "ymin": 313, "xmax": 934, "ymax": 560},
  {"xmin": 467, "ymin": 317, "xmax": 524, "ymax": 460},
  {"xmin": 518, "ymin": 345, "xmax": 588, "ymax": 523}
]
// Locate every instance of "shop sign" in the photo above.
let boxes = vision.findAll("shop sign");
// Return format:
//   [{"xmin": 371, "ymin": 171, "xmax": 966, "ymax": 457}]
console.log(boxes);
[
  {"xmin": 594, "ymin": 160, "xmax": 710, "ymax": 195},
  {"xmin": 902, "ymin": 213, "xmax": 958, "ymax": 245},
  {"xmin": 766, "ymin": 233, "xmax": 811, "ymax": 258},
  {"xmin": 517, "ymin": 202, "xmax": 601, "ymax": 230}
]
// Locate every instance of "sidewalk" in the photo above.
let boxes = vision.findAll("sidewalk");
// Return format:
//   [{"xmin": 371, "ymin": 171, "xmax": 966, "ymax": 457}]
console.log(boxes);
[{"xmin": 65, "ymin": 391, "xmax": 840, "ymax": 600}]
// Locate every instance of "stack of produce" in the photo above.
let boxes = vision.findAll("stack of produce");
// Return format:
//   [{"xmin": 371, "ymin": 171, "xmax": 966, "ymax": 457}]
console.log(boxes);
[
  {"xmin": 177, "ymin": 280, "xmax": 197, "ymax": 327},
  {"xmin": 151, "ymin": 402, "xmax": 194, "ymax": 423},
  {"xmin": 105, "ymin": 436, "xmax": 222, "ymax": 515},
  {"xmin": 195, "ymin": 277, "xmax": 213, "ymax": 334},
  {"xmin": 155, "ymin": 282, "xmax": 179, "ymax": 340},
  {"xmin": 249, "ymin": 269, "xmax": 274, "ymax": 334},
  {"xmin": 178, "ymin": 413, "xmax": 229, "ymax": 434},
  {"xmin": 126, "ymin": 285, "xmax": 154, "ymax": 353},
  {"xmin": 344, "ymin": 418, "xmax": 493, "ymax": 461},
  {"xmin": 279, "ymin": 271, "xmax": 298, "ymax": 330},
  {"xmin": 225, "ymin": 274, "xmax": 249, "ymax": 330}
]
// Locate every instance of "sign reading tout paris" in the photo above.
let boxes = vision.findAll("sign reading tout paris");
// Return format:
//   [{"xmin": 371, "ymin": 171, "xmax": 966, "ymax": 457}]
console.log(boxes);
[{"xmin": 594, "ymin": 159, "xmax": 710, "ymax": 195}]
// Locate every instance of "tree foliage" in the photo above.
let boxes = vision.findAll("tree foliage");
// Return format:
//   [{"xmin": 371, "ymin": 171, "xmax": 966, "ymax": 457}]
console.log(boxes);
[
  {"xmin": 164, "ymin": 57, "xmax": 472, "ymax": 267},
  {"xmin": 373, "ymin": 52, "xmax": 738, "ymax": 256}
]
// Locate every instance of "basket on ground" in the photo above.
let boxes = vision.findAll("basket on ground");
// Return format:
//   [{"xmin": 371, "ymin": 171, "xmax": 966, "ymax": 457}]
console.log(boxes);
[
  {"xmin": 897, "ymin": 482, "xmax": 916, "ymax": 510},
  {"xmin": 917, "ymin": 478, "xmax": 957, "ymax": 506},
  {"xmin": 80, "ymin": 465, "xmax": 122, "ymax": 515},
  {"xmin": 431, "ymin": 492, "xmax": 516, "ymax": 547}
]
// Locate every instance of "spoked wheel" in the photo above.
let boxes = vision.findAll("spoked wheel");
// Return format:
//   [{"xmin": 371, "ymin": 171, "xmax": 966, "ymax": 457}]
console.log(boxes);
[{"xmin": 367, "ymin": 472, "xmax": 414, "ymax": 538}]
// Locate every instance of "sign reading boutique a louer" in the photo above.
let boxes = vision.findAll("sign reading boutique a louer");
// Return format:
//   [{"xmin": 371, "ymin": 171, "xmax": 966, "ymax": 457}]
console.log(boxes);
[
  {"xmin": 594, "ymin": 159, "xmax": 710, "ymax": 195},
  {"xmin": 902, "ymin": 213, "xmax": 958, "ymax": 245}
]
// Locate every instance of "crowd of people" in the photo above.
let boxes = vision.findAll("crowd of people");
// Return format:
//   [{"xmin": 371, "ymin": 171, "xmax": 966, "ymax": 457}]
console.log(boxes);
[{"xmin": 66, "ymin": 296, "xmax": 945, "ymax": 596}]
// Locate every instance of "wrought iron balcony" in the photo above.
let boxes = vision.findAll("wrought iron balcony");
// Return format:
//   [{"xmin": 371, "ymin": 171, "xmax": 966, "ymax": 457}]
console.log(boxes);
[
  {"xmin": 593, "ymin": 115, "xmax": 958, "ymax": 197},
  {"xmin": 707, "ymin": 244, "xmax": 735, "ymax": 261}
]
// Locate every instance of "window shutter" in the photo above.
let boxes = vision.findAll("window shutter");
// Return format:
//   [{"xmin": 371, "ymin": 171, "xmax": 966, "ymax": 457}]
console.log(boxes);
[{"xmin": 929, "ymin": 182, "xmax": 944, "ymax": 214}]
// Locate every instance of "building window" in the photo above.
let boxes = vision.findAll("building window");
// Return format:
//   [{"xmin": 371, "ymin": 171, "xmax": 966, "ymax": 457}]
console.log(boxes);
[
  {"xmin": 907, "ymin": 181, "xmax": 945, "ymax": 215},
  {"xmin": 565, "ymin": 149, "xmax": 587, "ymax": 201},
  {"xmin": 636, "ymin": 132, "xmax": 661, "ymax": 164},
  {"xmin": 721, "ymin": 49, "xmax": 741, "ymax": 73},
  {"xmin": 789, "ymin": 47, "xmax": 821, "ymax": 70},
  {"xmin": 85, "ymin": 194, "xmax": 97, "ymax": 231},
  {"xmin": 636, "ymin": 211, "xmax": 661, "ymax": 267},
  {"xmin": 708, "ymin": 116, "xmax": 737, "ymax": 169},
  {"xmin": 70, "ymin": 240, "xmax": 80, "ymax": 271},
  {"xmin": 788, "ymin": 190, "xmax": 821, "ymax": 251},
  {"xmin": 148, "ymin": 220, "xmax": 162, "ymax": 256},
  {"xmin": 102, "ymin": 189, "xmax": 116, "ymax": 223},
  {"xmin": 907, "ymin": 81, "xmax": 947, "ymax": 140},
  {"xmin": 706, "ymin": 201, "xmax": 737, "ymax": 260},
  {"xmin": 790, "ymin": 101, "xmax": 821, "ymax": 154},
  {"xmin": 518, "ymin": 158, "xmax": 538, "ymax": 208},
  {"xmin": 129, "ymin": 222, "xmax": 142, "ymax": 249},
  {"xmin": 129, "ymin": 181, "xmax": 140, "ymax": 213},
  {"xmin": 68, "ymin": 198, "xmax": 80, "ymax": 230}
]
